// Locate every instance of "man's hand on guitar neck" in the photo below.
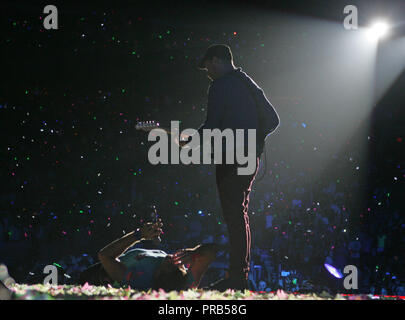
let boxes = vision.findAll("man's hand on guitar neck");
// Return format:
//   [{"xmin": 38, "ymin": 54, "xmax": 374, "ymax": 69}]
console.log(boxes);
[{"xmin": 174, "ymin": 133, "xmax": 192, "ymax": 148}]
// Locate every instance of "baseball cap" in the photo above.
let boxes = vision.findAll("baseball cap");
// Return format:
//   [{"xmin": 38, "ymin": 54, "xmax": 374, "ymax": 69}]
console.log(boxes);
[{"xmin": 197, "ymin": 44, "xmax": 233, "ymax": 70}]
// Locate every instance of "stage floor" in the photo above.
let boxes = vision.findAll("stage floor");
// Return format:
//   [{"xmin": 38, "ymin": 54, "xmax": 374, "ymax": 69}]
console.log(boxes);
[{"xmin": 5, "ymin": 284, "xmax": 405, "ymax": 300}]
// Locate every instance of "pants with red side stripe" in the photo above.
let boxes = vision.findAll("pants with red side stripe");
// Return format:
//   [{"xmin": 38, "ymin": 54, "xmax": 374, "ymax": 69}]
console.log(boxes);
[{"xmin": 215, "ymin": 157, "xmax": 260, "ymax": 283}]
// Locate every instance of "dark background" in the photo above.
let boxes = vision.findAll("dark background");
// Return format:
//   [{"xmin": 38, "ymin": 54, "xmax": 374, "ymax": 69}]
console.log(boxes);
[{"xmin": 0, "ymin": 0, "xmax": 404, "ymax": 294}]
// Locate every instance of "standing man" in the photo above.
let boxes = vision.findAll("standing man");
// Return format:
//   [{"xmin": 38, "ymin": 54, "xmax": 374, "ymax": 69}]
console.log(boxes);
[{"xmin": 180, "ymin": 44, "xmax": 279, "ymax": 290}]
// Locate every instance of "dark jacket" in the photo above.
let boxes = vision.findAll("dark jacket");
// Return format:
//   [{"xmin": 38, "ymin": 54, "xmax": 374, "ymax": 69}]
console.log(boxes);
[{"xmin": 198, "ymin": 68, "xmax": 277, "ymax": 157}]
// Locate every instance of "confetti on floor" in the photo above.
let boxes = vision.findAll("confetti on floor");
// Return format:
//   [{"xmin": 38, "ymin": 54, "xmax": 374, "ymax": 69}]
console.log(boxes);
[{"xmin": 6, "ymin": 284, "xmax": 405, "ymax": 300}]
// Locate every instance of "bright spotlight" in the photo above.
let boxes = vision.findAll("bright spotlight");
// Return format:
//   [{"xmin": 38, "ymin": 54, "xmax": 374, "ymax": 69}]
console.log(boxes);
[
  {"xmin": 324, "ymin": 264, "xmax": 343, "ymax": 279},
  {"xmin": 367, "ymin": 21, "xmax": 390, "ymax": 40}
]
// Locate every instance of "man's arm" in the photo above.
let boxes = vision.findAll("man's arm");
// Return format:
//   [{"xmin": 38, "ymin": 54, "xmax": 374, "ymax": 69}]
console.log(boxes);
[
  {"xmin": 197, "ymin": 80, "xmax": 227, "ymax": 136},
  {"xmin": 98, "ymin": 220, "xmax": 163, "ymax": 283},
  {"xmin": 98, "ymin": 231, "xmax": 142, "ymax": 283},
  {"xmin": 98, "ymin": 231, "xmax": 142, "ymax": 260},
  {"xmin": 173, "ymin": 243, "xmax": 218, "ymax": 288},
  {"xmin": 178, "ymin": 81, "xmax": 227, "ymax": 149}
]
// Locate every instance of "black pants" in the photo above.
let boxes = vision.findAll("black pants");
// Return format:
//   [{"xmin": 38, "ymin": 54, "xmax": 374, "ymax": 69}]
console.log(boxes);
[{"xmin": 215, "ymin": 157, "xmax": 260, "ymax": 281}]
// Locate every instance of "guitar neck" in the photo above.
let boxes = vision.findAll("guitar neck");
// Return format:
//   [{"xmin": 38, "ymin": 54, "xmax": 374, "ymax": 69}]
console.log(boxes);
[{"xmin": 136, "ymin": 121, "xmax": 189, "ymax": 140}]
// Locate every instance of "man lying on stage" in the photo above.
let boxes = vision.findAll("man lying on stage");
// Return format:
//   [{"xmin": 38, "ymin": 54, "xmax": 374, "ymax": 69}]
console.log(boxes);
[{"xmin": 78, "ymin": 219, "xmax": 218, "ymax": 291}]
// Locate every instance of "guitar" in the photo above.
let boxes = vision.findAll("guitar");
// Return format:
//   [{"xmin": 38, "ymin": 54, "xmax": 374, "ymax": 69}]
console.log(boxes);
[{"xmin": 135, "ymin": 121, "xmax": 256, "ymax": 159}]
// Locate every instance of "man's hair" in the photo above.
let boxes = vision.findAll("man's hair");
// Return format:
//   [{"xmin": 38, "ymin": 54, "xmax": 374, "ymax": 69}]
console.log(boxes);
[
  {"xmin": 153, "ymin": 260, "xmax": 189, "ymax": 291},
  {"xmin": 198, "ymin": 44, "xmax": 233, "ymax": 69}
]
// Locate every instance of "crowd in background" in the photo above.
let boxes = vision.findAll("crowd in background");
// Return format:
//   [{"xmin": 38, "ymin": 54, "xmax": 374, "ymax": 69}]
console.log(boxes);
[
  {"xmin": 1, "ymin": 109, "xmax": 403, "ymax": 294},
  {"xmin": 1, "ymin": 2, "xmax": 404, "ymax": 295}
]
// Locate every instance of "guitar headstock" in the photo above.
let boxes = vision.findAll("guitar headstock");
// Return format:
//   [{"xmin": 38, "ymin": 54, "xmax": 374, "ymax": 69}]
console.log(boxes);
[{"xmin": 135, "ymin": 120, "xmax": 160, "ymax": 132}]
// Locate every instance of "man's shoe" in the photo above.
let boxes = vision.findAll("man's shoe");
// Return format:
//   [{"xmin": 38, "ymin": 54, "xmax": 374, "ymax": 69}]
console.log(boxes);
[{"xmin": 229, "ymin": 278, "xmax": 249, "ymax": 291}]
